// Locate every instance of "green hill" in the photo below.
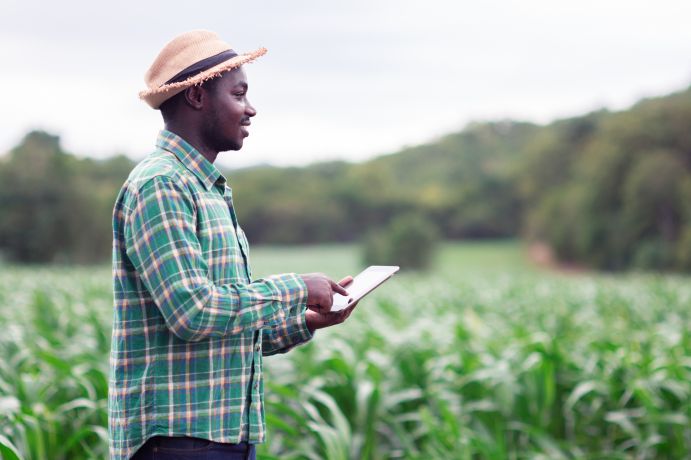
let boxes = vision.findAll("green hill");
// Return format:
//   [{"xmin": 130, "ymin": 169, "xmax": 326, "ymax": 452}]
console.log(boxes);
[{"xmin": 1, "ymin": 87, "xmax": 689, "ymax": 270}]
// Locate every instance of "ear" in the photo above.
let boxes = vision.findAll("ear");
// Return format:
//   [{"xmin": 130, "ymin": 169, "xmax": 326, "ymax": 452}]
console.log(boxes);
[{"xmin": 183, "ymin": 85, "xmax": 205, "ymax": 110}]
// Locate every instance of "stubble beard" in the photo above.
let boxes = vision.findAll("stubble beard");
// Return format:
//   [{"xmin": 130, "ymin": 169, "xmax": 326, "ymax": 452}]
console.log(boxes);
[{"xmin": 204, "ymin": 104, "xmax": 242, "ymax": 153}]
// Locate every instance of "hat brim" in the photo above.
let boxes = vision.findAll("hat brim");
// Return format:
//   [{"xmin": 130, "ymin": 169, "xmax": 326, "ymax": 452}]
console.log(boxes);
[{"xmin": 139, "ymin": 47, "xmax": 267, "ymax": 109}]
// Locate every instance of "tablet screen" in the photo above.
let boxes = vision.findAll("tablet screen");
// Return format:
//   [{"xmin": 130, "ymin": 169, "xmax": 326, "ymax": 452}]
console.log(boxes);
[{"xmin": 331, "ymin": 265, "xmax": 399, "ymax": 311}]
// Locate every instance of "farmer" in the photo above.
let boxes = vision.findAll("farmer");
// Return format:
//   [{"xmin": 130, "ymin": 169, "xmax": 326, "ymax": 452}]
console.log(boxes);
[{"xmin": 109, "ymin": 30, "xmax": 357, "ymax": 460}]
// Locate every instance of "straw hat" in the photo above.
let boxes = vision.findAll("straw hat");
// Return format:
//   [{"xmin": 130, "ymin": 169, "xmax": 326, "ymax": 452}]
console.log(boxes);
[{"xmin": 139, "ymin": 30, "xmax": 267, "ymax": 109}]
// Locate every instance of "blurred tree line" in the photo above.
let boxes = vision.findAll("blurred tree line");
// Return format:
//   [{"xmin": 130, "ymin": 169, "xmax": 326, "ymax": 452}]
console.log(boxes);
[
  {"xmin": 0, "ymin": 132, "xmax": 133, "ymax": 263},
  {"xmin": 0, "ymin": 87, "xmax": 689, "ymax": 270}
]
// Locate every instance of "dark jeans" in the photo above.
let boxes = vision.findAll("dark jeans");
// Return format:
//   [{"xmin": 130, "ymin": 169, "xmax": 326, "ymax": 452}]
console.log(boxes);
[{"xmin": 131, "ymin": 436, "xmax": 256, "ymax": 460}]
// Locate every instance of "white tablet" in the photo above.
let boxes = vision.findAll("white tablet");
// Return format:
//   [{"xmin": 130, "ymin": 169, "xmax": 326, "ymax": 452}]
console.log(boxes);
[{"xmin": 331, "ymin": 265, "xmax": 400, "ymax": 311}]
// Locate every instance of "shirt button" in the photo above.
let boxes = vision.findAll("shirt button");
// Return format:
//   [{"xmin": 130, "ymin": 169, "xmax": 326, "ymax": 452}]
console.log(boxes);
[{"xmin": 255, "ymin": 343, "xmax": 261, "ymax": 352}]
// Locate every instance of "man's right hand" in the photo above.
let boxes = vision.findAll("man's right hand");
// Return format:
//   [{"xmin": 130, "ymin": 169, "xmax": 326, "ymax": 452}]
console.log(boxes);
[
  {"xmin": 305, "ymin": 276, "xmax": 358, "ymax": 334},
  {"xmin": 300, "ymin": 273, "xmax": 349, "ymax": 313}
]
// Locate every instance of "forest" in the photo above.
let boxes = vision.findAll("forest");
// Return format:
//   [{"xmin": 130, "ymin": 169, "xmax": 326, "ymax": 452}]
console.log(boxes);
[{"xmin": 0, "ymin": 86, "xmax": 689, "ymax": 271}]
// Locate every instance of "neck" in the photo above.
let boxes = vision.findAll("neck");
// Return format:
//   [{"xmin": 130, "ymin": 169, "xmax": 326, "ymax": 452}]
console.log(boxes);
[{"xmin": 164, "ymin": 122, "xmax": 218, "ymax": 164}]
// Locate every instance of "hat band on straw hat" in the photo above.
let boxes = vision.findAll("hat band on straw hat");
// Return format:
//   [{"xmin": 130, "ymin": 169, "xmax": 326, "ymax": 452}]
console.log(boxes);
[{"xmin": 164, "ymin": 49, "xmax": 239, "ymax": 86}]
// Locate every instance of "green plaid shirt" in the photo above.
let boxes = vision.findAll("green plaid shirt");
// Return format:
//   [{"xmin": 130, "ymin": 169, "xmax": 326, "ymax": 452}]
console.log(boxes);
[{"xmin": 109, "ymin": 130, "xmax": 311, "ymax": 460}]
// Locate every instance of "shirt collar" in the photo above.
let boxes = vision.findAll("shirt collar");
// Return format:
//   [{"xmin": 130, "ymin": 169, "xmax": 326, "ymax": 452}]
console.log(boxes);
[{"xmin": 155, "ymin": 129, "xmax": 226, "ymax": 191}]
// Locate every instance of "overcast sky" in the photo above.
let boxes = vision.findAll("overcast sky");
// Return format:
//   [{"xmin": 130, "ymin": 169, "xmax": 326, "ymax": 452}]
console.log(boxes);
[{"xmin": 2, "ymin": 0, "xmax": 691, "ymax": 168}]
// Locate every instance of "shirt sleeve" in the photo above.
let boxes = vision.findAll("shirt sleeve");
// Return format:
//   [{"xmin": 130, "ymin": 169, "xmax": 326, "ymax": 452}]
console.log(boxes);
[
  {"xmin": 123, "ymin": 176, "xmax": 308, "ymax": 342},
  {"xmin": 261, "ymin": 301, "xmax": 313, "ymax": 356}
]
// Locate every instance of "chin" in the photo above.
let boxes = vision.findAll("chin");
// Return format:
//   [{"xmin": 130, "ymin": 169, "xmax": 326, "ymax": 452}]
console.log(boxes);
[{"xmin": 218, "ymin": 140, "xmax": 243, "ymax": 152}]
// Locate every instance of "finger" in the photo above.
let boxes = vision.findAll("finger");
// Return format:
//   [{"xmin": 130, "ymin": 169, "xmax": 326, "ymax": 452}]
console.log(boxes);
[
  {"xmin": 330, "ymin": 279, "xmax": 349, "ymax": 296},
  {"xmin": 342, "ymin": 302, "xmax": 357, "ymax": 319},
  {"xmin": 338, "ymin": 275, "xmax": 354, "ymax": 287},
  {"xmin": 327, "ymin": 309, "xmax": 347, "ymax": 324},
  {"xmin": 331, "ymin": 302, "xmax": 356, "ymax": 323},
  {"xmin": 336, "ymin": 311, "xmax": 348, "ymax": 324},
  {"xmin": 345, "ymin": 301, "xmax": 358, "ymax": 315}
]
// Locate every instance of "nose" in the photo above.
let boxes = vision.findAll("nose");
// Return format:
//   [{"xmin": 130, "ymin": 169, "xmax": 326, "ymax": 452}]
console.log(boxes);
[{"xmin": 245, "ymin": 99, "xmax": 257, "ymax": 118}]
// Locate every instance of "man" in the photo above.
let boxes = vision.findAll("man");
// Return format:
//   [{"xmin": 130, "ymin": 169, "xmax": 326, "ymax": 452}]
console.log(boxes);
[{"xmin": 109, "ymin": 30, "xmax": 357, "ymax": 460}]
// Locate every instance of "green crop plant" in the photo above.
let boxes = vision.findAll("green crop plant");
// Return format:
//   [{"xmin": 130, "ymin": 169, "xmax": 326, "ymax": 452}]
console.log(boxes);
[{"xmin": 0, "ymin": 243, "xmax": 689, "ymax": 459}]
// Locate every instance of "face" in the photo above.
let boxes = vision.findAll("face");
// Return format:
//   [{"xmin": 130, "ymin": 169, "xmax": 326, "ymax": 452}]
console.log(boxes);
[{"xmin": 201, "ymin": 67, "xmax": 256, "ymax": 152}]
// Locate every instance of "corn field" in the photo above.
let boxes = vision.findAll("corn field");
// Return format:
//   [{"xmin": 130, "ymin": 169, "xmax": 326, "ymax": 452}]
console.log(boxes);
[{"xmin": 0, "ymin": 243, "xmax": 689, "ymax": 459}]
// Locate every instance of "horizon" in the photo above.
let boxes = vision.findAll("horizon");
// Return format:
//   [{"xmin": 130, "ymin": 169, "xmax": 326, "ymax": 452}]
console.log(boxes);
[{"xmin": 5, "ymin": 81, "xmax": 689, "ymax": 171}]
